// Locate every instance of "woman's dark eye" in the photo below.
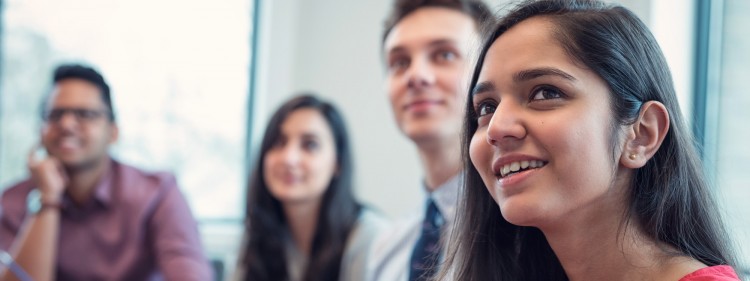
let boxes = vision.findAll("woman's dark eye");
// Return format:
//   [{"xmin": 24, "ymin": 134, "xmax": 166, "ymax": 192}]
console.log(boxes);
[
  {"xmin": 475, "ymin": 101, "xmax": 497, "ymax": 117},
  {"xmin": 271, "ymin": 137, "xmax": 286, "ymax": 148},
  {"xmin": 302, "ymin": 140, "xmax": 319, "ymax": 151},
  {"xmin": 531, "ymin": 87, "xmax": 564, "ymax": 100}
]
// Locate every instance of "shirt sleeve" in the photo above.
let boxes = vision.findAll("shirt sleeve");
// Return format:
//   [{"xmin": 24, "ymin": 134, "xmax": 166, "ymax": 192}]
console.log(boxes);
[
  {"xmin": 149, "ymin": 176, "xmax": 213, "ymax": 281},
  {"xmin": 0, "ymin": 204, "xmax": 16, "ymax": 252},
  {"xmin": 0, "ymin": 189, "xmax": 24, "ymax": 252}
]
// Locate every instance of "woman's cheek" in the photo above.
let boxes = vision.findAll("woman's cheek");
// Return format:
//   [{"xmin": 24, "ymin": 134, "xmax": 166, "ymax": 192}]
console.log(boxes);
[{"xmin": 469, "ymin": 130, "xmax": 491, "ymax": 180}]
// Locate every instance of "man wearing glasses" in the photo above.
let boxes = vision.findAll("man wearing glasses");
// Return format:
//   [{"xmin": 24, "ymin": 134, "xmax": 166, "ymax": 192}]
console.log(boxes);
[{"xmin": 0, "ymin": 64, "xmax": 211, "ymax": 280}]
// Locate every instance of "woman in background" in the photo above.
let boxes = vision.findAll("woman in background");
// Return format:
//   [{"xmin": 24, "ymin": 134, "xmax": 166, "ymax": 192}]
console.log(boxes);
[
  {"xmin": 236, "ymin": 94, "xmax": 386, "ymax": 281},
  {"xmin": 441, "ymin": 0, "xmax": 741, "ymax": 280}
]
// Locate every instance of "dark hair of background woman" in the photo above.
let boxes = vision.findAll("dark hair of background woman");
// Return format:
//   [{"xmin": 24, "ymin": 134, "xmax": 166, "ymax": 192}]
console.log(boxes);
[
  {"xmin": 442, "ymin": 0, "xmax": 738, "ymax": 280},
  {"xmin": 241, "ymin": 94, "xmax": 362, "ymax": 281}
]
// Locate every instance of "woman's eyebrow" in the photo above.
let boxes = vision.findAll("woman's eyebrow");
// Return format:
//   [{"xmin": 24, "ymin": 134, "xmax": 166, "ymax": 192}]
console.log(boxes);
[
  {"xmin": 514, "ymin": 67, "xmax": 576, "ymax": 83},
  {"xmin": 472, "ymin": 67, "xmax": 576, "ymax": 97},
  {"xmin": 472, "ymin": 81, "xmax": 496, "ymax": 97},
  {"xmin": 300, "ymin": 132, "xmax": 321, "ymax": 140}
]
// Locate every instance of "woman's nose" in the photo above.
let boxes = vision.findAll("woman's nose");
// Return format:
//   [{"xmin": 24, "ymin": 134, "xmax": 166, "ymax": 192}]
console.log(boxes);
[{"xmin": 486, "ymin": 101, "xmax": 527, "ymax": 148}]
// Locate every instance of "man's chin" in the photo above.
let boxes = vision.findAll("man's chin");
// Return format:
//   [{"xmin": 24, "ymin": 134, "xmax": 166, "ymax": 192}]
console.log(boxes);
[
  {"xmin": 57, "ymin": 157, "xmax": 101, "ymax": 172},
  {"xmin": 402, "ymin": 125, "xmax": 444, "ymax": 143}
]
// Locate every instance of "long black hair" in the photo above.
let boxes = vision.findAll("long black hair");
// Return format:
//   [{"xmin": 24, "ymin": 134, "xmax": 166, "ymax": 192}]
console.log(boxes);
[
  {"xmin": 241, "ymin": 94, "xmax": 362, "ymax": 281},
  {"xmin": 441, "ymin": 0, "xmax": 738, "ymax": 280}
]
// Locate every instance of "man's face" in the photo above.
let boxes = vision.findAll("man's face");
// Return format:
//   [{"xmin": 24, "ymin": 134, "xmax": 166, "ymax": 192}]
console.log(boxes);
[
  {"xmin": 41, "ymin": 79, "xmax": 118, "ymax": 170},
  {"xmin": 384, "ymin": 7, "xmax": 478, "ymax": 145}
]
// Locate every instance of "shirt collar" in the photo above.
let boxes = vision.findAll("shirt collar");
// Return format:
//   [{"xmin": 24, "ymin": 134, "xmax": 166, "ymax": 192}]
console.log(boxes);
[
  {"xmin": 92, "ymin": 158, "xmax": 116, "ymax": 208},
  {"xmin": 57, "ymin": 158, "xmax": 116, "ymax": 214},
  {"xmin": 424, "ymin": 173, "xmax": 462, "ymax": 225}
]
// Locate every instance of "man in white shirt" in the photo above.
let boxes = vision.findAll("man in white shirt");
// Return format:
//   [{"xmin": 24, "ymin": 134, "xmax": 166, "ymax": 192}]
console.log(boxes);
[{"xmin": 367, "ymin": 1, "xmax": 493, "ymax": 281}]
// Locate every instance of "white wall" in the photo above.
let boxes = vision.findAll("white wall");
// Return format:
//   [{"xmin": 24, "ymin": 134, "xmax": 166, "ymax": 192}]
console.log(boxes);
[
  {"xmin": 254, "ymin": 0, "xmax": 422, "ymax": 218},
  {"xmin": 252, "ymin": 0, "xmax": 676, "ymax": 218},
  {"xmin": 291, "ymin": 1, "xmax": 425, "ymax": 217}
]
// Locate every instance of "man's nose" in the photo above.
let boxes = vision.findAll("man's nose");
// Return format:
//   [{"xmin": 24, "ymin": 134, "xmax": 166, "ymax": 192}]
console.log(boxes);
[
  {"xmin": 406, "ymin": 56, "xmax": 436, "ymax": 90},
  {"xmin": 56, "ymin": 111, "xmax": 80, "ymax": 129}
]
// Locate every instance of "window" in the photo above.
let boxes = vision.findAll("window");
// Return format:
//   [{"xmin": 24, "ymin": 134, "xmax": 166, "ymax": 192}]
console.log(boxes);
[
  {"xmin": 695, "ymin": 0, "xmax": 750, "ymax": 273},
  {"xmin": 0, "ymin": 0, "xmax": 254, "ymax": 276},
  {"xmin": 1, "ymin": 0, "xmax": 252, "ymax": 219}
]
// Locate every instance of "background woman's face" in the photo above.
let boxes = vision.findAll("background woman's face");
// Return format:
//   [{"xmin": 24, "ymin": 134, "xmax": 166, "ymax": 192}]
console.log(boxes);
[
  {"xmin": 264, "ymin": 108, "xmax": 338, "ymax": 206},
  {"xmin": 468, "ymin": 17, "xmax": 629, "ymax": 230}
]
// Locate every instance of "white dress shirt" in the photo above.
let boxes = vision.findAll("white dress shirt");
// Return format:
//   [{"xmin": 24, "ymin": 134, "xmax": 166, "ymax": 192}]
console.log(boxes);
[{"xmin": 365, "ymin": 174, "xmax": 462, "ymax": 281}]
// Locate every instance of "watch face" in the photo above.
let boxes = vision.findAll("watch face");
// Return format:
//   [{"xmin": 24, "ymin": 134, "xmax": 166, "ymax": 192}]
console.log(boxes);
[{"xmin": 27, "ymin": 189, "xmax": 42, "ymax": 214}]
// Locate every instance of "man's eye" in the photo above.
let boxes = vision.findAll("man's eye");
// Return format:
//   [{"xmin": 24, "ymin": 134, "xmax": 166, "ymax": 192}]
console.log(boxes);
[
  {"xmin": 77, "ymin": 110, "xmax": 98, "ymax": 119},
  {"xmin": 44, "ymin": 109, "xmax": 64, "ymax": 121},
  {"xmin": 389, "ymin": 58, "xmax": 409, "ymax": 72},
  {"xmin": 531, "ymin": 87, "xmax": 564, "ymax": 100},
  {"xmin": 434, "ymin": 50, "xmax": 457, "ymax": 63}
]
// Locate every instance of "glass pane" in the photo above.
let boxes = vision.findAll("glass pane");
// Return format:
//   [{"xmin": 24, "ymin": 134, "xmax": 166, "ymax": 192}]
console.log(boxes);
[
  {"xmin": 0, "ymin": 0, "xmax": 251, "ymax": 221},
  {"xmin": 716, "ymin": 0, "xmax": 750, "ymax": 271}
]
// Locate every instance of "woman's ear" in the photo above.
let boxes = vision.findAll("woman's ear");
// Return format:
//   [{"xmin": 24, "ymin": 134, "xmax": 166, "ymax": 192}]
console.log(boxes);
[{"xmin": 620, "ymin": 101, "xmax": 670, "ymax": 168}]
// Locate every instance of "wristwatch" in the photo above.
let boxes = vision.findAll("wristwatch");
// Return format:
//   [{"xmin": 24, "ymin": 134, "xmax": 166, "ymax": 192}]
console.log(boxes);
[{"xmin": 26, "ymin": 189, "xmax": 61, "ymax": 215}]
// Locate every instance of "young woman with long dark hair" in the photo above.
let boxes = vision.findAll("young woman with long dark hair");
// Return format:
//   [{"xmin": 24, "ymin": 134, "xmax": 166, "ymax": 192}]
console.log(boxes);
[
  {"xmin": 440, "ymin": 0, "xmax": 741, "ymax": 280},
  {"xmin": 235, "ymin": 94, "xmax": 386, "ymax": 281}
]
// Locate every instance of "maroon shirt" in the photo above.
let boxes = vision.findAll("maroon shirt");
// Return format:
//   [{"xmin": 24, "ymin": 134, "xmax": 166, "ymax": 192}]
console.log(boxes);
[{"xmin": 0, "ymin": 159, "xmax": 212, "ymax": 281}]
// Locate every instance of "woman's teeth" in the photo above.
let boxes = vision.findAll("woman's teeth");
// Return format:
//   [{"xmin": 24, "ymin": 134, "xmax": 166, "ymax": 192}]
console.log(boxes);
[{"xmin": 500, "ymin": 160, "xmax": 545, "ymax": 178}]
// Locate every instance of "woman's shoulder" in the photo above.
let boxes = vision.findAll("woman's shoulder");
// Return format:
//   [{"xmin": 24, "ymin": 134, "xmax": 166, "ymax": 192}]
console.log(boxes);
[
  {"xmin": 678, "ymin": 265, "xmax": 741, "ymax": 281},
  {"xmin": 337, "ymin": 208, "xmax": 391, "ymax": 281},
  {"xmin": 345, "ymin": 207, "xmax": 392, "ymax": 246},
  {"xmin": 355, "ymin": 208, "xmax": 391, "ymax": 232}
]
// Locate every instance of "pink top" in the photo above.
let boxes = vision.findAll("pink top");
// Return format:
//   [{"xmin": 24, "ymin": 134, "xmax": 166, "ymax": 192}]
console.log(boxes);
[
  {"xmin": 679, "ymin": 265, "xmax": 740, "ymax": 281},
  {"xmin": 0, "ymin": 159, "xmax": 212, "ymax": 281}
]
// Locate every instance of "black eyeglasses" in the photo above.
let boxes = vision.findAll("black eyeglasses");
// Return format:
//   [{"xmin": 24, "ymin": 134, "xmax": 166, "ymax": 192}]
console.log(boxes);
[{"xmin": 42, "ymin": 108, "xmax": 109, "ymax": 123}]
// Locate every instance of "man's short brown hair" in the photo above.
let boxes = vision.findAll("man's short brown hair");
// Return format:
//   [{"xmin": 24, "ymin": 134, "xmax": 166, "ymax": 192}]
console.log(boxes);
[{"xmin": 382, "ymin": 0, "xmax": 494, "ymax": 45}]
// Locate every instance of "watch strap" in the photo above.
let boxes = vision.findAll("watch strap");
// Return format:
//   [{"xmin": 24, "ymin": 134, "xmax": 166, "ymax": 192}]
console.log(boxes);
[
  {"xmin": 39, "ymin": 201, "xmax": 62, "ymax": 211},
  {"xmin": 26, "ymin": 189, "xmax": 63, "ymax": 215}
]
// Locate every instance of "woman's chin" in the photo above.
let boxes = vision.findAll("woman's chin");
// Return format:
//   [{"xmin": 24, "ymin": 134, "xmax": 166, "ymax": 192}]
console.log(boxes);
[{"xmin": 499, "ymin": 200, "xmax": 541, "ymax": 227}]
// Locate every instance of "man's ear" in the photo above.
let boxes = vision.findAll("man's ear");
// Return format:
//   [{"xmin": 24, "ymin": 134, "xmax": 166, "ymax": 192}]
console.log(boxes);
[
  {"xmin": 620, "ymin": 101, "xmax": 670, "ymax": 168},
  {"xmin": 109, "ymin": 123, "xmax": 119, "ymax": 145}
]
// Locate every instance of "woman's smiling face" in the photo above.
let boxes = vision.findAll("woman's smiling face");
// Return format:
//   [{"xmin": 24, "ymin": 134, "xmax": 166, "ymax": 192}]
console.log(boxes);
[
  {"xmin": 469, "ymin": 16, "xmax": 628, "ymax": 229},
  {"xmin": 263, "ymin": 108, "xmax": 338, "ymax": 206}
]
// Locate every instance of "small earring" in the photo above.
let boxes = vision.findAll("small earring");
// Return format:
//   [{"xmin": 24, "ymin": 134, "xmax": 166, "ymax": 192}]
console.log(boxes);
[{"xmin": 629, "ymin": 154, "xmax": 637, "ymax": 160}]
